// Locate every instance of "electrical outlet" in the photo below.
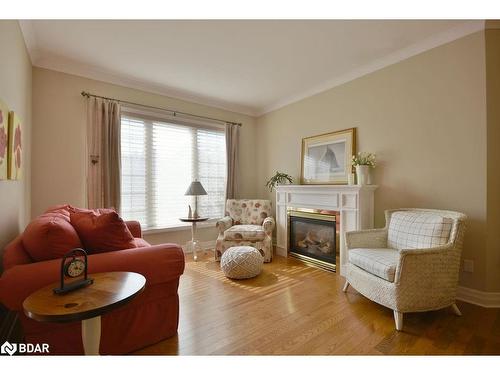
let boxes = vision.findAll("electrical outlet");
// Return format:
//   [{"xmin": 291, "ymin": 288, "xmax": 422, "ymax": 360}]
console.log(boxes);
[{"xmin": 463, "ymin": 259, "xmax": 474, "ymax": 273}]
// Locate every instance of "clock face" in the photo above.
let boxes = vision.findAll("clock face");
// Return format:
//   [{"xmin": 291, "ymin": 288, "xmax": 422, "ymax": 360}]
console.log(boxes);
[{"xmin": 65, "ymin": 259, "xmax": 85, "ymax": 278}]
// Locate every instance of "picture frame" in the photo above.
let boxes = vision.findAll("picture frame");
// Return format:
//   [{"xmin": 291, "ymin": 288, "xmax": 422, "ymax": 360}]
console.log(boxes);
[
  {"xmin": 8, "ymin": 111, "xmax": 22, "ymax": 180},
  {"xmin": 0, "ymin": 99, "xmax": 8, "ymax": 180},
  {"xmin": 300, "ymin": 127, "xmax": 356, "ymax": 185}
]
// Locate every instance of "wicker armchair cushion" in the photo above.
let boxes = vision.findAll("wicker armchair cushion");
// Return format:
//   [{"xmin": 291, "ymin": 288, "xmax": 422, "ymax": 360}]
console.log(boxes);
[
  {"xmin": 348, "ymin": 248, "xmax": 400, "ymax": 282},
  {"xmin": 387, "ymin": 211, "xmax": 453, "ymax": 250},
  {"xmin": 224, "ymin": 225, "xmax": 265, "ymax": 241}
]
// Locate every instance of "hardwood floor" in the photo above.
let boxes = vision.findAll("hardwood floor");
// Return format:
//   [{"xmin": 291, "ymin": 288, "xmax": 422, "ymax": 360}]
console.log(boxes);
[{"xmin": 135, "ymin": 251, "xmax": 500, "ymax": 355}]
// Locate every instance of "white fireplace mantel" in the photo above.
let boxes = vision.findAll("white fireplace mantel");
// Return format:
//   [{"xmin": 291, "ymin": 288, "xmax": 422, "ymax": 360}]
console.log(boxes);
[{"xmin": 275, "ymin": 184, "xmax": 378, "ymax": 276}]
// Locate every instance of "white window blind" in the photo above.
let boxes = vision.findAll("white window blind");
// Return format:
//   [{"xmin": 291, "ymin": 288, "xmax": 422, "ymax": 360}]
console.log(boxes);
[{"xmin": 120, "ymin": 111, "xmax": 226, "ymax": 230}]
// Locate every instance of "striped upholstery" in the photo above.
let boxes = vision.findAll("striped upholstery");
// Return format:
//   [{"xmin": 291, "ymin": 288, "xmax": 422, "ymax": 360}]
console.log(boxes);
[
  {"xmin": 348, "ymin": 248, "xmax": 400, "ymax": 282},
  {"xmin": 387, "ymin": 211, "xmax": 453, "ymax": 250}
]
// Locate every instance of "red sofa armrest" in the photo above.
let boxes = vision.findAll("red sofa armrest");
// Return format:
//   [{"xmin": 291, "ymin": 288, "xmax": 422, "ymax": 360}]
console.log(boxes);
[
  {"xmin": 125, "ymin": 220, "xmax": 142, "ymax": 238},
  {"xmin": 0, "ymin": 243, "xmax": 184, "ymax": 312}
]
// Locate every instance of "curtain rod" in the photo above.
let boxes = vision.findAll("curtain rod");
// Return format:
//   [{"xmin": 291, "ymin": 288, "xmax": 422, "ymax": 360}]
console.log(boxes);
[{"xmin": 81, "ymin": 91, "xmax": 242, "ymax": 127}]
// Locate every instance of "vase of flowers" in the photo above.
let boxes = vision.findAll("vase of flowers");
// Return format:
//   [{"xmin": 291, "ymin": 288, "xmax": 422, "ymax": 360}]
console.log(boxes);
[
  {"xmin": 265, "ymin": 171, "xmax": 293, "ymax": 192},
  {"xmin": 352, "ymin": 152, "xmax": 376, "ymax": 185}
]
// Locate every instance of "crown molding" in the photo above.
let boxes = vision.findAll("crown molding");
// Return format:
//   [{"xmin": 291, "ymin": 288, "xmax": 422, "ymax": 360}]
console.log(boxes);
[
  {"xmin": 258, "ymin": 20, "xmax": 485, "ymax": 116},
  {"xmin": 19, "ymin": 20, "xmax": 485, "ymax": 118},
  {"xmin": 18, "ymin": 20, "xmax": 39, "ymax": 64},
  {"xmin": 485, "ymin": 20, "xmax": 500, "ymax": 30},
  {"xmin": 19, "ymin": 20, "xmax": 258, "ymax": 117},
  {"xmin": 32, "ymin": 54, "xmax": 259, "ymax": 116}
]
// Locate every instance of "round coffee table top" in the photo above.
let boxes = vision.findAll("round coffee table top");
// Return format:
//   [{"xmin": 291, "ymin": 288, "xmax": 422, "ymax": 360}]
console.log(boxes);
[
  {"xmin": 23, "ymin": 272, "xmax": 146, "ymax": 323},
  {"xmin": 179, "ymin": 217, "xmax": 209, "ymax": 223}
]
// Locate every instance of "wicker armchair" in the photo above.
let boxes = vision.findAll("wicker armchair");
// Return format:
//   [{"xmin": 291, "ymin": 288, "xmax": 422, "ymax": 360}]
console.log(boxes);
[
  {"xmin": 215, "ymin": 199, "xmax": 275, "ymax": 263},
  {"xmin": 343, "ymin": 208, "xmax": 467, "ymax": 331}
]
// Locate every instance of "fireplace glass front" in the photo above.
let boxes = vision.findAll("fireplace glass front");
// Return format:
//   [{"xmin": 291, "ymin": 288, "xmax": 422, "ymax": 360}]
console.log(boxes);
[{"xmin": 288, "ymin": 209, "xmax": 338, "ymax": 271}]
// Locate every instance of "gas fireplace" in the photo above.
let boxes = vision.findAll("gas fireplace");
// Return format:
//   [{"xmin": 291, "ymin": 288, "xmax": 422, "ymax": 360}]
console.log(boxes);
[{"xmin": 288, "ymin": 208, "xmax": 339, "ymax": 272}]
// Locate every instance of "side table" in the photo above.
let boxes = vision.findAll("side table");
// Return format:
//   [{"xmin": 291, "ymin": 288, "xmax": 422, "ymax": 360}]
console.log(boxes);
[
  {"xmin": 23, "ymin": 272, "xmax": 146, "ymax": 355},
  {"xmin": 179, "ymin": 217, "xmax": 209, "ymax": 261}
]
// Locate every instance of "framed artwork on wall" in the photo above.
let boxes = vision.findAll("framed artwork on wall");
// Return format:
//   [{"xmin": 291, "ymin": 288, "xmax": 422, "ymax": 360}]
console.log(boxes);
[
  {"xmin": 8, "ymin": 111, "xmax": 22, "ymax": 180},
  {"xmin": 0, "ymin": 99, "xmax": 8, "ymax": 180},
  {"xmin": 300, "ymin": 127, "xmax": 356, "ymax": 185}
]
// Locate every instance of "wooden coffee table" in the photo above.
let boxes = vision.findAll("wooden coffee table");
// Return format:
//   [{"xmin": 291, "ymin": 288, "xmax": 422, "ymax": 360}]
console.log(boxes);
[{"xmin": 23, "ymin": 271, "xmax": 146, "ymax": 355}]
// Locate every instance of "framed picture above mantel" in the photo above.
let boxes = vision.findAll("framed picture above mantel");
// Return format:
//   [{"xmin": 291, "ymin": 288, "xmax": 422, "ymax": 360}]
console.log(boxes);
[{"xmin": 300, "ymin": 127, "xmax": 356, "ymax": 185}]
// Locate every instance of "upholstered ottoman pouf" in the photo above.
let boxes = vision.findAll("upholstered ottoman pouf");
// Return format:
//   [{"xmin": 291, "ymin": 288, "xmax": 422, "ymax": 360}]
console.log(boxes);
[{"xmin": 220, "ymin": 246, "xmax": 263, "ymax": 279}]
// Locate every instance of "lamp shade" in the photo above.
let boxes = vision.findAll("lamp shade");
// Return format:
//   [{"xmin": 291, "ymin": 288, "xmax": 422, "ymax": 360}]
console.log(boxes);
[{"xmin": 185, "ymin": 180, "xmax": 207, "ymax": 196}]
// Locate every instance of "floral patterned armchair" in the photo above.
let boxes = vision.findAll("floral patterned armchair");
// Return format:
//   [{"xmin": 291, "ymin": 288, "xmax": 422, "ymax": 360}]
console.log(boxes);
[{"xmin": 215, "ymin": 199, "xmax": 275, "ymax": 263}]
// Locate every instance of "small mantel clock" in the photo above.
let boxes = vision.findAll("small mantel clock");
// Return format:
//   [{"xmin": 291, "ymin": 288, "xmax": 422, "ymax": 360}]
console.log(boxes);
[{"xmin": 53, "ymin": 248, "xmax": 94, "ymax": 295}]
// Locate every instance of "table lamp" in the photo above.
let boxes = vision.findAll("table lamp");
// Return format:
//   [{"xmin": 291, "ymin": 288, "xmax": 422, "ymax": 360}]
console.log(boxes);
[{"xmin": 185, "ymin": 180, "xmax": 207, "ymax": 218}]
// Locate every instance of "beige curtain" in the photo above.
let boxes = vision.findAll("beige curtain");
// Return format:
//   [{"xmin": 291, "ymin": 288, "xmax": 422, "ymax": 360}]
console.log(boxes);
[
  {"xmin": 225, "ymin": 123, "xmax": 239, "ymax": 199},
  {"xmin": 86, "ymin": 97, "xmax": 122, "ymax": 211}
]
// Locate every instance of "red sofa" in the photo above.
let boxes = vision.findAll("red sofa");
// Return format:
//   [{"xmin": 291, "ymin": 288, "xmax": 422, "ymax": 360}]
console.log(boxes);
[{"xmin": 0, "ymin": 214, "xmax": 185, "ymax": 355}]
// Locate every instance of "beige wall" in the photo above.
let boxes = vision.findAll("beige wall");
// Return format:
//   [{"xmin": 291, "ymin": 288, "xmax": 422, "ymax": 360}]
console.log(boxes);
[
  {"xmin": 485, "ymin": 27, "xmax": 500, "ymax": 292},
  {"xmin": 256, "ymin": 32, "xmax": 489, "ymax": 291},
  {"xmin": 32, "ymin": 67, "xmax": 257, "ymax": 246},
  {"xmin": 0, "ymin": 21, "xmax": 32, "ymax": 272}
]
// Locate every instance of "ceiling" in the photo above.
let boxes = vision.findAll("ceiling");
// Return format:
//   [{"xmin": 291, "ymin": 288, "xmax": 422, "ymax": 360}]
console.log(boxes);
[{"xmin": 20, "ymin": 20, "xmax": 484, "ymax": 116}]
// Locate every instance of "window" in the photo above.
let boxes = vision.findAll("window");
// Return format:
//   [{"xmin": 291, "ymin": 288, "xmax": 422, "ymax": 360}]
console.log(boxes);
[{"xmin": 120, "ymin": 110, "xmax": 226, "ymax": 230}]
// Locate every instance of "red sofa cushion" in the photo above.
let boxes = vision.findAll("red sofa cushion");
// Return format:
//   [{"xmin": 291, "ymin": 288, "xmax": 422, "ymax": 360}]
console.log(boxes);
[
  {"xmin": 22, "ymin": 213, "xmax": 83, "ymax": 262},
  {"xmin": 70, "ymin": 210, "xmax": 137, "ymax": 253},
  {"xmin": 45, "ymin": 204, "xmax": 75, "ymax": 217},
  {"xmin": 3, "ymin": 237, "xmax": 33, "ymax": 270}
]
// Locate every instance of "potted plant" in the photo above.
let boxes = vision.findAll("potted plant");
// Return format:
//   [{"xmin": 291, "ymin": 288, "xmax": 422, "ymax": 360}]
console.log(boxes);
[
  {"xmin": 265, "ymin": 171, "xmax": 293, "ymax": 192},
  {"xmin": 352, "ymin": 152, "xmax": 376, "ymax": 185}
]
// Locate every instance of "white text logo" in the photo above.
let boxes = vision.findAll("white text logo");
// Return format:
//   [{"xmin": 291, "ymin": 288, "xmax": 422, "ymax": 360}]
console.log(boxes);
[{"xmin": 1, "ymin": 341, "xmax": 50, "ymax": 355}]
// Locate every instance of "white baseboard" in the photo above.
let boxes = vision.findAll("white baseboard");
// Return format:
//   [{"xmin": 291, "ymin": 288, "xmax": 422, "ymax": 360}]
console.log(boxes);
[
  {"xmin": 182, "ymin": 240, "xmax": 215, "ymax": 253},
  {"xmin": 456, "ymin": 286, "xmax": 500, "ymax": 308}
]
